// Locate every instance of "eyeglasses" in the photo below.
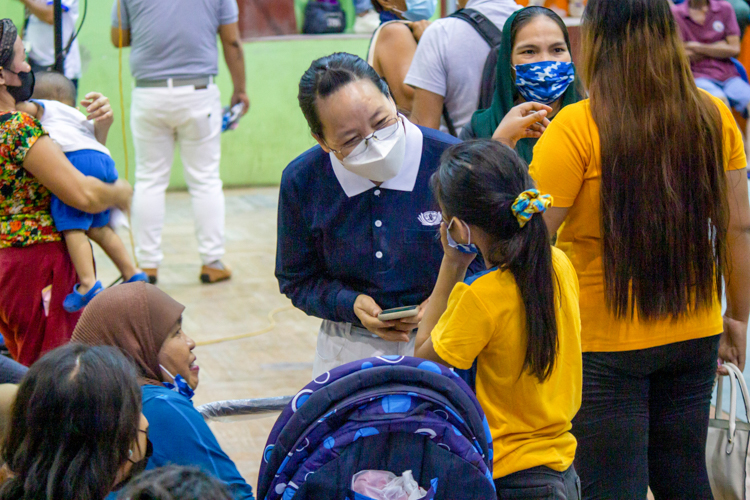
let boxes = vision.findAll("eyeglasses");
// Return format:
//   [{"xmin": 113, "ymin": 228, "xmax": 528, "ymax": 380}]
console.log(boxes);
[
  {"xmin": 326, "ymin": 116, "xmax": 401, "ymax": 158},
  {"xmin": 128, "ymin": 428, "xmax": 153, "ymax": 463}
]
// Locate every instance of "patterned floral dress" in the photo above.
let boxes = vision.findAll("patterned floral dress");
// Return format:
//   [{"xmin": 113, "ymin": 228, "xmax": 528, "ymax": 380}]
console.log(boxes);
[
  {"xmin": 0, "ymin": 111, "xmax": 61, "ymax": 247},
  {"xmin": 0, "ymin": 110, "xmax": 77, "ymax": 367}
]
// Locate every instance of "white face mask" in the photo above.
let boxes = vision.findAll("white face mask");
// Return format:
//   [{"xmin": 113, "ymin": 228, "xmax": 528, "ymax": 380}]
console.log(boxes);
[{"xmin": 339, "ymin": 120, "xmax": 407, "ymax": 183}]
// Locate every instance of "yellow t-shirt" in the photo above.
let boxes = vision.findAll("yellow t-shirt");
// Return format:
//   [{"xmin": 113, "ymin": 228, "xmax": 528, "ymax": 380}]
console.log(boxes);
[
  {"xmin": 529, "ymin": 95, "xmax": 747, "ymax": 353},
  {"xmin": 431, "ymin": 247, "xmax": 582, "ymax": 479}
]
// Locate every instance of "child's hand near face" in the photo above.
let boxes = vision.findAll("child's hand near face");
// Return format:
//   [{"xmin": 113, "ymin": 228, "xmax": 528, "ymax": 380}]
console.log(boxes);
[{"xmin": 81, "ymin": 92, "xmax": 114, "ymax": 145}]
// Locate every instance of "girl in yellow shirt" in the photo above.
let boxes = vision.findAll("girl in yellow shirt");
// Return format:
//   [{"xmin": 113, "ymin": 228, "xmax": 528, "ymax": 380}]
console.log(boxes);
[
  {"xmin": 529, "ymin": 0, "xmax": 750, "ymax": 497},
  {"xmin": 415, "ymin": 140, "xmax": 583, "ymax": 499}
]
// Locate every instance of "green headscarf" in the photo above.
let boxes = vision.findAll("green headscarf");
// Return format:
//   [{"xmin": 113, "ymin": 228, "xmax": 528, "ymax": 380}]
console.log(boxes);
[{"xmin": 469, "ymin": 8, "xmax": 583, "ymax": 164}]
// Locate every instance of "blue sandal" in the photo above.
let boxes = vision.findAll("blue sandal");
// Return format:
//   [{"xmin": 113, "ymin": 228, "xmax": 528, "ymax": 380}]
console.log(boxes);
[
  {"xmin": 125, "ymin": 272, "xmax": 149, "ymax": 283},
  {"xmin": 63, "ymin": 281, "xmax": 103, "ymax": 313}
]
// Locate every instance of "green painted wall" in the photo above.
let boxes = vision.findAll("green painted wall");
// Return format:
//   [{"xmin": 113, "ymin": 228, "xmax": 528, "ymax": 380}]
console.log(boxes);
[{"xmin": 0, "ymin": 1, "xmax": 369, "ymax": 187}]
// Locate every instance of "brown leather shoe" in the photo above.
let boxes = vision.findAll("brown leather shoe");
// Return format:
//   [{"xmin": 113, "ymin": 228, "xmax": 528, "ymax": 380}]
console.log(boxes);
[
  {"xmin": 200, "ymin": 263, "xmax": 232, "ymax": 284},
  {"xmin": 142, "ymin": 268, "xmax": 158, "ymax": 285}
]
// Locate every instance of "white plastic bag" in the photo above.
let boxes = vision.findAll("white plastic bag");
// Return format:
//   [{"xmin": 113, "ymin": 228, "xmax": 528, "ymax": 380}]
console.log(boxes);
[{"xmin": 351, "ymin": 470, "xmax": 427, "ymax": 500}]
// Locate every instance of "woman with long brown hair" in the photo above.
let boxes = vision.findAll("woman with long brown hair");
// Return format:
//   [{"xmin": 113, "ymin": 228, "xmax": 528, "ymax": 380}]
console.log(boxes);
[{"xmin": 529, "ymin": 0, "xmax": 750, "ymax": 497}]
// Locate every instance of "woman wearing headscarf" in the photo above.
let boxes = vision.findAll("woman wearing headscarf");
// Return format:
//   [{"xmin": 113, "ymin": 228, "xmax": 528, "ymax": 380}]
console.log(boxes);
[
  {"xmin": 463, "ymin": 7, "xmax": 582, "ymax": 163},
  {"xmin": 0, "ymin": 18, "xmax": 131, "ymax": 367},
  {"xmin": 71, "ymin": 282, "xmax": 255, "ymax": 500}
]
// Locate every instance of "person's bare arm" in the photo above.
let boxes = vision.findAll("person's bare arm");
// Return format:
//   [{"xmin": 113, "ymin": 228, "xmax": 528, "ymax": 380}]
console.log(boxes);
[
  {"xmin": 17, "ymin": 0, "xmax": 53, "ymax": 25},
  {"xmin": 376, "ymin": 23, "xmax": 418, "ymax": 113},
  {"xmin": 110, "ymin": 27, "xmax": 131, "ymax": 48},
  {"xmin": 415, "ymin": 223, "xmax": 476, "ymax": 366},
  {"xmin": 409, "ymin": 88, "xmax": 444, "ymax": 129},
  {"xmin": 721, "ymin": 168, "xmax": 750, "ymax": 373},
  {"xmin": 23, "ymin": 136, "xmax": 132, "ymax": 213},
  {"xmin": 14, "ymin": 101, "xmax": 42, "ymax": 119},
  {"xmin": 686, "ymin": 35, "xmax": 741, "ymax": 59},
  {"xmin": 218, "ymin": 22, "xmax": 249, "ymax": 114},
  {"xmin": 542, "ymin": 207, "xmax": 570, "ymax": 236}
]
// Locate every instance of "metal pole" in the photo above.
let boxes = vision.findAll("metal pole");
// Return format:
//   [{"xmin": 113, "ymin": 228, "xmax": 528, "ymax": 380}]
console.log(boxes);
[{"xmin": 53, "ymin": 0, "xmax": 63, "ymax": 73}]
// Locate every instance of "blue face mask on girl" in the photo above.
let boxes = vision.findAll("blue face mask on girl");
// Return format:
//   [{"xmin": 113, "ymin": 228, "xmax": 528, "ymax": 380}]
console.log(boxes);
[
  {"xmin": 160, "ymin": 364, "xmax": 195, "ymax": 401},
  {"xmin": 446, "ymin": 218, "xmax": 479, "ymax": 254},
  {"xmin": 394, "ymin": 0, "xmax": 437, "ymax": 21},
  {"xmin": 514, "ymin": 61, "xmax": 575, "ymax": 106}
]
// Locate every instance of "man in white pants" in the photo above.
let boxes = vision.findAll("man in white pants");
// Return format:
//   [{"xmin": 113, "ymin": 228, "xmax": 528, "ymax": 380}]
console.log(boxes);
[{"xmin": 111, "ymin": 0, "xmax": 248, "ymax": 284}]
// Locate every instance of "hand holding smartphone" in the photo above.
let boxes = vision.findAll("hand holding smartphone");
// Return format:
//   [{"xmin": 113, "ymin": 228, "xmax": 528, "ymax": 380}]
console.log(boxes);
[{"xmin": 377, "ymin": 305, "xmax": 420, "ymax": 321}]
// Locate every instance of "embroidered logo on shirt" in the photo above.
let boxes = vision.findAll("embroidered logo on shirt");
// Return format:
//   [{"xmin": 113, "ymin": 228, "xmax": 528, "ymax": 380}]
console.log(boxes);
[
  {"xmin": 418, "ymin": 211, "xmax": 442, "ymax": 226},
  {"xmin": 713, "ymin": 20, "xmax": 725, "ymax": 32}
]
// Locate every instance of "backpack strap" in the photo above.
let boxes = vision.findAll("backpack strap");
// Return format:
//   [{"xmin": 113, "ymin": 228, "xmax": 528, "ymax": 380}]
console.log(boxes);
[
  {"xmin": 442, "ymin": 104, "xmax": 458, "ymax": 137},
  {"xmin": 449, "ymin": 8, "xmax": 503, "ymax": 49},
  {"xmin": 441, "ymin": 8, "xmax": 503, "ymax": 136}
]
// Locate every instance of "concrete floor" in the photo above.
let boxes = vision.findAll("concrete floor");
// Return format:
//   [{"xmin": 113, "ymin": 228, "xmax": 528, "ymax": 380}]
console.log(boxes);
[{"xmin": 93, "ymin": 187, "xmax": 320, "ymax": 491}]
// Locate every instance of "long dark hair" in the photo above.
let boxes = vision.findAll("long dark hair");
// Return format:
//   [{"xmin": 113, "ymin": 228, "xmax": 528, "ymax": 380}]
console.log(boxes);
[
  {"xmin": 298, "ymin": 52, "xmax": 390, "ymax": 137},
  {"xmin": 118, "ymin": 466, "xmax": 232, "ymax": 500},
  {"xmin": 582, "ymin": 0, "xmax": 727, "ymax": 320},
  {"xmin": 0, "ymin": 343, "xmax": 142, "ymax": 500},
  {"xmin": 432, "ymin": 140, "xmax": 558, "ymax": 382}
]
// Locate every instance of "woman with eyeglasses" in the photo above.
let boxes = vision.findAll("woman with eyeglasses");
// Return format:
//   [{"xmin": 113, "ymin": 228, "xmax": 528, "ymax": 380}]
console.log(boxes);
[
  {"xmin": 276, "ymin": 52, "xmax": 550, "ymax": 376},
  {"xmin": 70, "ymin": 283, "xmax": 255, "ymax": 499},
  {"xmin": 0, "ymin": 343, "xmax": 150, "ymax": 500}
]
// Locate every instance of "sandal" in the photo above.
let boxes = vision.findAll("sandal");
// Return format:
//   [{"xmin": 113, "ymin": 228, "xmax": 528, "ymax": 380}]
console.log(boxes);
[
  {"xmin": 125, "ymin": 272, "xmax": 149, "ymax": 284},
  {"xmin": 63, "ymin": 281, "xmax": 103, "ymax": 313}
]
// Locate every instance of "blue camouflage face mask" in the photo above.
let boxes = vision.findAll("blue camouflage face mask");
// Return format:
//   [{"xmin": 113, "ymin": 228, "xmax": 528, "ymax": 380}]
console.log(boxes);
[
  {"xmin": 394, "ymin": 0, "xmax": 437, "ymax": 21},
  {"xmin": 514, "ymin": 61, "xmax": 575, "ymax": 106},
  {"xmin": 160, "ymin": 364, "xmax": 195, "ymax": 401}
]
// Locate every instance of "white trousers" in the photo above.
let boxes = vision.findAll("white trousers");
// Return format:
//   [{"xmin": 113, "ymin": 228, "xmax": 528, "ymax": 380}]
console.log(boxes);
[
  {"xmin": 312, "ymin": 319, "xmax": 416, "ymax": 378},
  {"xmin": 130, "ymin": 84, "xmax": 225, "ymax": 268}
]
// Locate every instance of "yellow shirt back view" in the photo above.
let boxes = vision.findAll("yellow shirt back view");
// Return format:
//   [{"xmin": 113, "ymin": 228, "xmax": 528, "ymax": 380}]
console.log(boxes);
[
  {"xmin": 431, "ymin": 247, "xmax": 582, "ymax": 479},
  {"xmin": 529, "ymin": 94, "xmax": 747, "ymax": 353}
]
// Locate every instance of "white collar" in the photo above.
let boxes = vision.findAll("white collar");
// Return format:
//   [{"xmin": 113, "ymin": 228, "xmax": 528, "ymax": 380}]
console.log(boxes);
[{"xmin": 330, "ymin": 115, "xmax": 424, "ymax": 198}]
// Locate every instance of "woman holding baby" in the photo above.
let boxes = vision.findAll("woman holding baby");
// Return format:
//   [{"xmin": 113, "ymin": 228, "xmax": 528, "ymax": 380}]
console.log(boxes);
[{"xmin": 0, "ymin": 18, "xmax": 131, "ymax": 367}]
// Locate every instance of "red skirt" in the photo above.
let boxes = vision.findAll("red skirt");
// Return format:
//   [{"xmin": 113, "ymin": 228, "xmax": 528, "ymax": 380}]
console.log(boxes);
[{"xmin": 0, "ymin": 241, "xmax": 80, "ymax": 366}]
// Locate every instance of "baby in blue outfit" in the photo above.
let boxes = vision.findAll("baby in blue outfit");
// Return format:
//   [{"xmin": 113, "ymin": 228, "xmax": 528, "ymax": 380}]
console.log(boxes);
[{"xmin": 18, "ymin": 72, "xmax": 146, "ymax": 311}]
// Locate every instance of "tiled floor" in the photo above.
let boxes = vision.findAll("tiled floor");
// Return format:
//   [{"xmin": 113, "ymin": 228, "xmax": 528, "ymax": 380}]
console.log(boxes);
[{"xmin": 94, "ymin": 187, "xmax": 319, "ymax": 491}]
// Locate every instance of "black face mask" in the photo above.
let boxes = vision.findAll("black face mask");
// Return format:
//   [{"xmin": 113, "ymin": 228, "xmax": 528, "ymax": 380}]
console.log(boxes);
[
  {"xmin": 111, "ymin": 437, "xmax": 153, "ymax": 492},
  {"xmin": 4, "ymin": 68, "xmax": 34, "ymax": 103}
]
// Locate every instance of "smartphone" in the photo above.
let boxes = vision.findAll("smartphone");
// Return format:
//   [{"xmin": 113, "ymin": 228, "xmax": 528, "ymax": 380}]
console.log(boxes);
[{"xmin": 378, "ymin": 305, "xmax": 420, "ymax": 321}]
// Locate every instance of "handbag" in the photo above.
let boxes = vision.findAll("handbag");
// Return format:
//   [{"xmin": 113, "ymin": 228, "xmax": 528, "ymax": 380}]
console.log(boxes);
[
  {"xmin": 706, "ymin": 362, "xmax": 750, "ymax": 499},
  {"xmin": 302, "ymin": 1, "xmax": 346, "ymax": 35}
]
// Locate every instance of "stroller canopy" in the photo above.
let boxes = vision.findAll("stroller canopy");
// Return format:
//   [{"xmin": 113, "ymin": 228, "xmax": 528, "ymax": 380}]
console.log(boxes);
[{"xmin": 257, "ymin": 356, "xmax": 496, "ymax": 500}]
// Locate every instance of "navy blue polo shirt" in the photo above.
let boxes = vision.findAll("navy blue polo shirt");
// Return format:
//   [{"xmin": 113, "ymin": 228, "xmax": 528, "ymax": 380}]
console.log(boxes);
[{"xmin": 276, "ymin": 121, "xmax": 477, "ymax": 325}]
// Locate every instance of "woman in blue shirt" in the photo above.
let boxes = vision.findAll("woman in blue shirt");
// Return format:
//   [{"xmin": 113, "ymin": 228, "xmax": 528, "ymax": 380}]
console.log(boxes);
[{"xmin": 71, "ymin": 282, "xmax": 254, "ymax": 500}]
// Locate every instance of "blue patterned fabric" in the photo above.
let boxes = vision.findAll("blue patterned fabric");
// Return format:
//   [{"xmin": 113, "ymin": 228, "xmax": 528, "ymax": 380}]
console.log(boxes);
[
  {"xmin": 514, "ymin": 61, "xmax": 575, "ymax": 106},
  {"xmin": 257, "ymin": 356, "xmax": 494, "ymax": 500}
]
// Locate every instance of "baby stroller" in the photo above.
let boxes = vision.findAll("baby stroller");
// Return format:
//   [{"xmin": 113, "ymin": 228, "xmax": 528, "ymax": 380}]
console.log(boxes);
[{"xmin": 257, "ymin": 356, "xmax": 496, "ymax": 500}]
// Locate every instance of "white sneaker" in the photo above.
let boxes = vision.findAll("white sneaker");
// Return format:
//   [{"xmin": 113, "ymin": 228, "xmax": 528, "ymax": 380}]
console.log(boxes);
[{"xmin": 353, "ymin": 10, "xmax": 381, "ymax": 34}]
